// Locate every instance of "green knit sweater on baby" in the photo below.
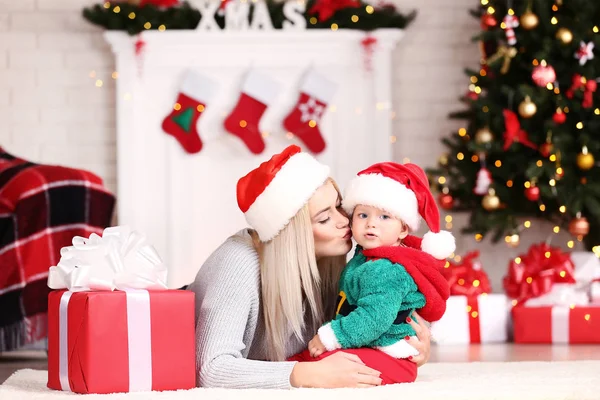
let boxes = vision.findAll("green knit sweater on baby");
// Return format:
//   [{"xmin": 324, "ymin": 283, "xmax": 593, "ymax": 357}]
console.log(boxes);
[{"xmin": 319, "ymin": 246, "xmax": 426, "ymax": 352}]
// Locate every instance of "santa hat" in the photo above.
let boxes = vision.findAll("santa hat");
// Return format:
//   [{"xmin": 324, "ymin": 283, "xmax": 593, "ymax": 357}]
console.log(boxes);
[
  {"xmin": 237, "ymin": 145, "xmax": 330, "ymax": 242},
  {"xmin": 342, "ymin": 162, "xmax": 455, "ymax": 260}
]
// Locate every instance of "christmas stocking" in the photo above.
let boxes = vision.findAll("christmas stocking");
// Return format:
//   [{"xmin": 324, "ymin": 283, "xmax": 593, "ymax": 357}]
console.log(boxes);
[
  {"xmin": 283, "ymin": 69, "xmax": 337, "ymax": 154},
  {"xmin": 162, "ymin": 71, "xmax": 217, "ymax": 154},
  {"xmin": 224, "ymin": 70, "xmax": 281, "ymax": 154}
]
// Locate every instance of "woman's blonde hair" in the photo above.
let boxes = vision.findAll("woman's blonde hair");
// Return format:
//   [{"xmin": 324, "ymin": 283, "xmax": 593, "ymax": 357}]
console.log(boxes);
[{"xmin": 250, "ymin": 179, "xmax": 346, "ymax": 361}]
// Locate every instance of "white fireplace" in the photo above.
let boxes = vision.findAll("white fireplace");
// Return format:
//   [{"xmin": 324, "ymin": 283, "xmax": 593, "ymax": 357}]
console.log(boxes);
[{"xmin": 105, "ymin": 29, "xmax": 404, "ymax": 288}]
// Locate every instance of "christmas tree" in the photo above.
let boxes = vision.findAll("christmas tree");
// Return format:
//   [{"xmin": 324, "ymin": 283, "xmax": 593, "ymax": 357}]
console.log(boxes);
[{"xmin": 428, "ymin": 0, "xmax": 599, "ymax": 251}]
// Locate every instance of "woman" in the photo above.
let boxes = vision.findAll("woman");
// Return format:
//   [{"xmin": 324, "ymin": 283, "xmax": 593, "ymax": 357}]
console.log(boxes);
[{"xmin": 187, "ymin": 145, "xmax": 432, "ymax": 389}]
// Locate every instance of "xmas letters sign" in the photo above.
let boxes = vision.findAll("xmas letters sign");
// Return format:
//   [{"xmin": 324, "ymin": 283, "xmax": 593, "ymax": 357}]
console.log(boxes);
[{"xmin": 192, "ymin": 0, "xmax": 307, "ymax": 31}]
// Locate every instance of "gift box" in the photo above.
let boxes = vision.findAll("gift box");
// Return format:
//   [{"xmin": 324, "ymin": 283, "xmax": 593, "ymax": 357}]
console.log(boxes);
[
  {"xmin": 46, "ymin": 226, "xmax": 196, "ymax": 394},
  {"xmin": 505, "ymin": 244, "xmax": 600, "ymax": 344},
  {"xmin": 512, "ymin": 305, "xmax": 600, "ymax": 343},
  {"xmin": 431, "ymin": 293, "xmax": 509, "ymax": 344},
  {"xmin": 431, "ymin": 251, "xmax": 509, "ymax": 344}
]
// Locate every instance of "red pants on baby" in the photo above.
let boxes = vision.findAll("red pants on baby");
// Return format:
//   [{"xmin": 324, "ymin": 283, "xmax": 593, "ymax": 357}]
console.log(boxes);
[{"xmin": 287, "ymin": 348, "xmax": 417, "ymax": 385}]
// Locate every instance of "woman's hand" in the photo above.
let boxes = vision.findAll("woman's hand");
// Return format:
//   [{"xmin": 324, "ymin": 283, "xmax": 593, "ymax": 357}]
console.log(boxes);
[
  {"xmin": 290, "ymin": 352, "xmax": 382, "ymax": 388},
  {"xmin": 405, "ymin": 311, "xmax": 431, "ymax": 367}
]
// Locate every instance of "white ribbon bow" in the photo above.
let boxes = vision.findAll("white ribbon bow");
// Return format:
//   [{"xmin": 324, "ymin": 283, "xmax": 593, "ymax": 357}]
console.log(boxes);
[
  {"xmin": 525, "ymin": 283, "xmax": 590, "ymax": 307},
  {"xmin": 48, "ymin": 226, "xmax": 168, "ymax": 292}
]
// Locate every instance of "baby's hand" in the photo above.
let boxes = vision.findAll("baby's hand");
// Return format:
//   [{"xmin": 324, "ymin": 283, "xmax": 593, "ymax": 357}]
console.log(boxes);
[{"xmin": 308, "ymin": 334, "xmax": 326, "ymax": 358}]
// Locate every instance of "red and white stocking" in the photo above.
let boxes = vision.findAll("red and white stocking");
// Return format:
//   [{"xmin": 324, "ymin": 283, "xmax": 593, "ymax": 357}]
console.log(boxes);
[
  {"xmin": 283, "ymin": 70, "xmax": 337, "ymax": 154},
  {"xmin": 224, "ymin": 70, "xmax": 281, "ymax": 154},
  {"xmin": 161, "ymin": 71, "xmax": 217, "ymax": 154}
]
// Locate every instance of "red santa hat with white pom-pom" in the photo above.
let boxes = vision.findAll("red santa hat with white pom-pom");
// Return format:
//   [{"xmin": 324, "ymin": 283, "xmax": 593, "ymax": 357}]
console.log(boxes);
[{"xmin": 342, "ymin": 162, "xmax": 456, "ymax": 260}]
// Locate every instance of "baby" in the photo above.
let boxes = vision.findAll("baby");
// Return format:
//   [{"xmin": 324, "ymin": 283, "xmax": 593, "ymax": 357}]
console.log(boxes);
[{"xmin": 308, "ymin": 162, "xmax": 454, "ymax": 360}]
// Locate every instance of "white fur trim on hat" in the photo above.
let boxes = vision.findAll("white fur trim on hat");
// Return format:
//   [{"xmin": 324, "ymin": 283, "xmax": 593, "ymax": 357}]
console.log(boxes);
[
  {"xmin": 318, "ymin": 323, "xmax": 342, "ymax": 351},
  {"xmin": 422, "ymin": 230, "xmax": 456, "ymax": 260},
  {"xmin": 342, "ymin": 173, "xmax": 420, "ymax": 231},
  {"xmin": 244, "ymin": 153, "xmax": 330, "ymax": 242}
]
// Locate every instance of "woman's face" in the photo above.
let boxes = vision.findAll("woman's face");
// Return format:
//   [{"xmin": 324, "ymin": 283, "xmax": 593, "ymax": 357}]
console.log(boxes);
[{"xmin": 308, "ymin": 181, "xmax": 352, "ymax": 259}]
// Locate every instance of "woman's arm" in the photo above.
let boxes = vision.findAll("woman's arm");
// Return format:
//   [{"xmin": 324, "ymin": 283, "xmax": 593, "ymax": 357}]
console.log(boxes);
[
  {"xmin": 405, "ymin": 311, "xmax": 432, "ymax": 367},
  {"xmin": 193, "ymin": 245, "xmax": 296, "ymax": 389}
]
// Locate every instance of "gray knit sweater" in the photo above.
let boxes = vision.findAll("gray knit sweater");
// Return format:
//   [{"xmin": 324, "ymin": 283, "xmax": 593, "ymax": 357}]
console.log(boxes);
[{"xmin": 187, "ymin": 229, "xmax": 308, "ymax": 389}]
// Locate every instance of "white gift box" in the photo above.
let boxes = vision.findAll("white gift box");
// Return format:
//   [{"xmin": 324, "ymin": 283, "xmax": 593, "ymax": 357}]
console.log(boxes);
[{"xmin": 431, "ymin": 294, "xmax": 509, "ymax": 344}]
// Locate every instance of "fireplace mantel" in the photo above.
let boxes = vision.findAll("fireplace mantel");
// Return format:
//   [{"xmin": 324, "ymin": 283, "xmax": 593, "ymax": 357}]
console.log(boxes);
[{"xmin": 105, "ymin": 29, "xmax": 404, "ymax": 288}]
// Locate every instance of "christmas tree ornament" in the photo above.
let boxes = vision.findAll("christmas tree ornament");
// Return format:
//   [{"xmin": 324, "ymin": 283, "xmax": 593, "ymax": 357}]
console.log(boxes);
[
  {"xmin": 465, "ymin": 91, "xmax": 479, "ymax": 101},
  {"xmin": 566, "ymin": 74, "xmax": 596, "ymax": 109},
  {"xmin": 556, "ymin": 27, "xmax": 573, "ymax": 44},
  {"xmin": 224, "ymin": 70, "xmax": 281, "ymax": 154},
  {"xmin": 532, "ymin": 64, "xmax": 556, "ymax": 87},
  {"xmin": 161, "ymin": 71, "xmax": 218, "ymax": 154},
  {"xmin": 503, "ymin": 14, "xmax": 519, "ymax": 46},
  {"xmin": 524, "ymin": 185, "xmax": 540, "ymax": 201},
  {"xmin": 569, "ymin": 214, "xmax": 590, "ymax": 237},
  {"xmin": 439, "ymin": 154, "xmax": 449, "ymax": 166},
  {"xmin": 283, "ymin": 69, "xmax": 337, "ymax": 154},
  {"xmin": 575, "ymin": 41, "xmax": 595, "ymax": 66},
  {"xmin": 552, "ymin": 108, "xmax": 566, "ymax": 124},
  {"xmin": 487, "ymin": 45, "xmax": 517, "ymax": 74},
  {"xmin": 474, "ymin": 167, "xmax": 492, "ymax": 195},
  {"xmin": 439, "ymin": 193, "xmax": 454, "ymax": 210},
  {"xmin": 520, "ymin": 11, "xmax": 539, "ymax": 30},
  {"xmin": 506, "ymin": 233, "xmax": 520, "ymax": 248},
  {"xmin": 539, "ymin": 142, "xmax": 553, "ymax": 157},
  {"xmin": 503, "ymin": 109, "xmax": 537, "ymax": 150},
  {"xmin": 480, "ymin": 13, "xmax": 497, "ymax": 30},
  {"xmin": 576, "ymin": 146, "xmax": 595, "ymax": 170},
  {"xmin": 475, "ymin": 126, "xmax": 494, "ymax": 144},
  {"xmin": 518, "ymin": 96, "xmax": 537, "ymax": 118},
  {"xmin": 482, "ymin": 188, "xmax": 500, "ymax": 211}
]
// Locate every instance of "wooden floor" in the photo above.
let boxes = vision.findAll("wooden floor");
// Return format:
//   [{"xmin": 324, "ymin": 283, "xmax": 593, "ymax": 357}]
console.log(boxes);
[{"xmin": 2, "ymin": 344, "xmax": 600, "ymax": 384}]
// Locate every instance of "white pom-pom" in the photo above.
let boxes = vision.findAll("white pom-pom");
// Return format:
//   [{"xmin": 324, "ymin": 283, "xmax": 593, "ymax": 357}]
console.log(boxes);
[{"xmin": 422, "ymin": 230, "xmax": 456, "ymax": 260}]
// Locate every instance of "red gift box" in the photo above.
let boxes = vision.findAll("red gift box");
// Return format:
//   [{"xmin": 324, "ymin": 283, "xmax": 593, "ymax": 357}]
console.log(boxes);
[
  {"xmin": 47, "ymin": 289, "xmax": 195, "ymax": 394},
  {"xmin": 512, "ymin": 305, "xmax": 600, "ymax": 343}
]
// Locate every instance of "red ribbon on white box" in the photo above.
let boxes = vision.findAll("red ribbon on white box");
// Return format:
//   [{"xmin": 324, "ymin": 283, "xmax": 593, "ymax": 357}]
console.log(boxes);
[{"xmin": 58, "ymin": 289, "xmax": 153, "ymax": 392}]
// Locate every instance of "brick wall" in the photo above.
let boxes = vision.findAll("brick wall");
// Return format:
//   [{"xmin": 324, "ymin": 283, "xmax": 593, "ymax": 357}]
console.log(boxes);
[{"xmin": 0, "ymin": 0, "xmax": 577, "ymax": 289}]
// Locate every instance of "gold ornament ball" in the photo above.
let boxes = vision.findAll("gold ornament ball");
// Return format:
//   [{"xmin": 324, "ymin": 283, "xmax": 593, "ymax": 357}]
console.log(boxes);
[
  {"xmin": 439, "ymin": 154, "xmax": 449, "ymax": 166},
  {"xmin": 556, "ymin": 27, "xmax": 573, "ymax": 44},
  {"xmin": 518, "ymin": 97, "xmax": 537, "ymax": 118},
  {"xmin": 569, "ymin": 217, "xmax": 590, "ymax": 236},
  {"xmin": 520, "ymin": 12, "xmax": 539, "ymax": 30},
  {"xmin": 506, "ymin": 234, "xmax": 520, "ymax": 248},
  {"xmin": 576, "ymin": 152, "xmax": 595, "ymax": 170},
  {"xmin": 475, "ymin": 127, "xmax": 494, "ymax": 144},
  {"xmin": 482, "ymin": 193, "xmax": 500, "ymax": 211}
]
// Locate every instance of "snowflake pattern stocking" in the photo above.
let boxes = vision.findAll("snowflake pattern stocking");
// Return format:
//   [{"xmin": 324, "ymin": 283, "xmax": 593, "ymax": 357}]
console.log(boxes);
[{"xmin": 283, "ymin": 69, "xmax": 337, "ymax": 154}]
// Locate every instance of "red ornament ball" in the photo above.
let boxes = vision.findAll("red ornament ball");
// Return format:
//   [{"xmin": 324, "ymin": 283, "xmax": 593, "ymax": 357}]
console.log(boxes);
[
  {"xmin": 439, "ymin": 193, "xmax": 454, "ymax": 210},
  {"xmin": 524, "ymin": 186, "xmax": 540, "ymax": 201},
  {"xmin": 539, "ymin": 142, "xmax": 553, "ymax": 157},
  {"xmin": 465, "ymin": 91, "xmax": 479, "ymax": 101},
  {"xmin": 532, "ymin": 65, "xmax": 556, "ymax": 87},
  {"xmin": 480, "ymin": 14, "xmax": 497, "ymax": 30},
  {"xmin": 553, "ymin": 111, "xmax": 566, "ymax": 124}
]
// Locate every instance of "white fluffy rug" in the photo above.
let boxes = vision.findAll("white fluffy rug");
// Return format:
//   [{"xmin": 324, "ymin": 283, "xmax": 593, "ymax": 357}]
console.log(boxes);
[{"xmin": 2, "ymin": 362, "xmax": 600, "ymax": 399}]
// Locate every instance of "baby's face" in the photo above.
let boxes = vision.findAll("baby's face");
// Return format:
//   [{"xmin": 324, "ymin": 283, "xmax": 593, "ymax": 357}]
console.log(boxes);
[{"xmin": 351, "ymin": 205, "xmax": 408, "ymax": 250}]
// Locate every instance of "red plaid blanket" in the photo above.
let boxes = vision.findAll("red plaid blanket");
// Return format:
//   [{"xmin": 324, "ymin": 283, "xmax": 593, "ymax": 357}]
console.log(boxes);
[{"xmin": 0, "ymin": 148, "xmax": 115, "ymax": 352}]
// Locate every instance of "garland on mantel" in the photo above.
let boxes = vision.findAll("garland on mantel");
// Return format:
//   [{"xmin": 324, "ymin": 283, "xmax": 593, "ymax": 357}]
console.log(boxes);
[{"xmin": 83, "ymin": 0, "xmax": 417, "ymax": 35}]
